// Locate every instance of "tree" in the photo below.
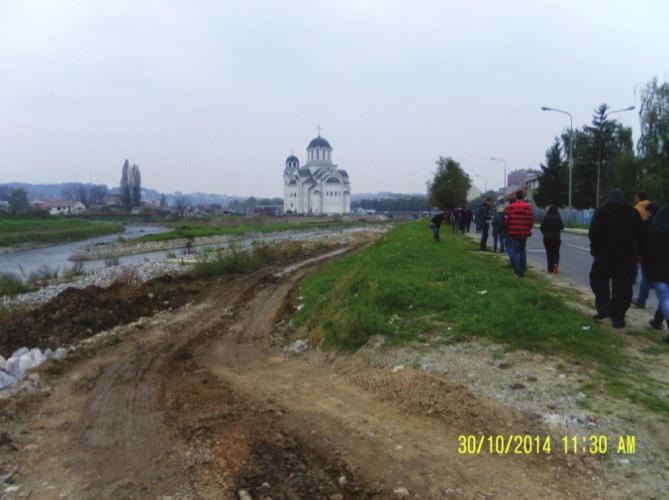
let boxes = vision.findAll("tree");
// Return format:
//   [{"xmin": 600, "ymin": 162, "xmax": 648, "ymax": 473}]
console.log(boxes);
[
  {"xmin": 637, "ymin": 77, "xmax": 669, "ymax": 201},
  {"xmin": 120, "ymin": 160, "xmax": 131, "ymax": 210},
  {"xmin": 174, "ymin": 195, "xmax": 190, "ymax": 216},
  {"xmin": 8, "ymin": 188, "xmax": 30, "ymax": 214},
  {"xmin": 159, "ymin": 194, "xmax": 167, "ymax": 208},
  {"xmin": 427, "ymin": 156, "xmax": 471, "ymax": 209},
  {"xmin": 568, "ymin": 104, "xmax": 634, "ymax": 208},
  {"xmin": 534, "ymin": 138, "xmax": 568, "ymax": 208},
  {"xmin": 130, "ymin": 164, "xmax": 142, "ymax": 207}
]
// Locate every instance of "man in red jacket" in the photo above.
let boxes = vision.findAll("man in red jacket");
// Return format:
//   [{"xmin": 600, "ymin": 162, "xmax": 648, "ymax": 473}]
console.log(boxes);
[{"xmin": 504, "ymin": 190, "xmax": 534, "ymax": 277}]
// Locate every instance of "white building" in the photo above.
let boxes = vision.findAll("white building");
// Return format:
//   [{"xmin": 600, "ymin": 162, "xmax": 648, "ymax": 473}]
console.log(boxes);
[
  {"xmin": 283, "ymin": 134, "xmax": 351, "ymax": 215},
  {"xmin": 44, "ymin": 200, "xmax": 86, "ymax": 216}
]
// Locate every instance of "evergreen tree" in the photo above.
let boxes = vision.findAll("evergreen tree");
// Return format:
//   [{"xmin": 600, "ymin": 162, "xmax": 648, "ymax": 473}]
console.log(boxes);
[
  {"xmin": 638, "ymin": 77, "xmax": 669, "ymax": 201},
  {"xmin": 8, "ymin": 189, "xmax": 30, "ymax": 214},
  {"xmin": 130, "ymin": 164, "xmax": 142, "ymax": 207},
  {"xmin": 427, "ymin": 156, "xmax": 471, "ymax": 209},
  {"xmin": 120, "ymin": 160, "xmax": 131, "ymax": 210},
  {"xmin": 534, "ymin": 138, "xmax": 568, "ymax": 208}
]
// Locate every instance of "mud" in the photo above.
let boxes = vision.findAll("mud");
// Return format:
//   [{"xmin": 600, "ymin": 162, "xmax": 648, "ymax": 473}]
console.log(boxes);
[
  {"xmin": 0, "ymin": 274, "xmax": 200, "ymax": 357},
  {"xmin": 0, "ymin": 242, "xmax": 650, "ymax": 499}
]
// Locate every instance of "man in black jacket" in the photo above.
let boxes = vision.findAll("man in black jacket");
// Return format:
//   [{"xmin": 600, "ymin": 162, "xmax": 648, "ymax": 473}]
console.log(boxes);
[
  {"xmin": 643, "ymin": 202, "xmax": 669, "ymax": 335},
  {"xmin": 477, "ymin": 198, "xmax": 493, "ymax": 251},
  {"xmin": 589, "ymin": 189, "xmax": 644, "ymax": 328}
]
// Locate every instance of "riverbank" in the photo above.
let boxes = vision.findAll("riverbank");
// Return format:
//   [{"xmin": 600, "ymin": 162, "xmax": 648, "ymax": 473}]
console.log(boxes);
[{"xmin": 0, "ymin": 216, "xmax": 123, "ymax": 252}]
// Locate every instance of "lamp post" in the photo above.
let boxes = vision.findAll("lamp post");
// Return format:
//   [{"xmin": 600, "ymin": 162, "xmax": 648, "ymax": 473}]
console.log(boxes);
[
  {"xmin": 475, "ymin": 174, "xmax": 488, "ymax": 192},
  {"xmin": 489, "ymin": 157, "xmax": 507, "ymax": 192},
  {"xmin": 594, "ymin": 106, "xmax": 635, "ymax": 208},
  {"xmin": 541, "ymin": 106, "xmax": 574, "ymax": 208}
]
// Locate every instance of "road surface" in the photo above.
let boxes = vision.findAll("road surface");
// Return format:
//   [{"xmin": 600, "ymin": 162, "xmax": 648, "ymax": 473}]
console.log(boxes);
[{"xmin": 524, "ymin": 230, "xmax": 659, "ymax": 313}]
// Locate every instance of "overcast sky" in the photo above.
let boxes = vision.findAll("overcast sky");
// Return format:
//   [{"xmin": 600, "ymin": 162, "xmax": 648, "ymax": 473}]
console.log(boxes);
[{"xmin": 1, "ymin": 0, "xmax": 667, "ymax": 197}]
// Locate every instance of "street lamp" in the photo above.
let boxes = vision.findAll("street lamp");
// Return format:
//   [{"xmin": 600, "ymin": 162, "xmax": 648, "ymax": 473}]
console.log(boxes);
[
  {"xmin": 489, "ymin": 157, "xmax": 507, "ymax": 192},
  {"xmin": 594, "ymin": 106, "xmax": 635, "ymax": 208},
  {"xmin": 541, "ymin": 106, "xmax": 574, "ymax": 208},
  {"xmin": 475, "ymin": 174, "xmax": 488, "ymax": 192}
]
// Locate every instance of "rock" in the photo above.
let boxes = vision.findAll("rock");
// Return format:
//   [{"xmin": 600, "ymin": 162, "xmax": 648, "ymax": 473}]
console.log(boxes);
[
  {"xmin": 11, "ymin": 347, "xmax": 29, "ymax": 359},
  {"xmin": 0, "ymin": 369, "xmax": 17, "ymax": 390},
  {"xmin": 509, "ymin": 382, "xmax": 526, "ymax": 390},
  {"xmin": 53, "ymin": 348, "xmax": 67, "ymax": 360},
  {"xmin": 284, "ymin": 339, "xmax": 309, "ymax": 354},
  {"xmin": 4, "ymin": 485, "xmax": 19, "ymax": 493},
  {"xmin": 238, "ymin": 489, "xmax": 252, "ymax": 500},
  {"xmin": 337, "ymin": 475, "xmax": 348, "ymax": 488},
  {"xmin": 392, "ymin": 365, "xmax": 405, "ymax": 373},
  {"xmin": 1, "ymin": 472, "xmax": 14, "ymax": 484},
  {"xmin": 0, "ymin": 356, "xmax": 6, "ymax": 372},
  {"xmin": 576, "ymin": 392, "xmax": 587, "ymax": 401},
  {"xmin": 392, "ymin": 487, "xmax": 410, "ymax": 498},
  {"xmin": 43, "ymin": 349, "xmax": 54, "ymax": 360}
]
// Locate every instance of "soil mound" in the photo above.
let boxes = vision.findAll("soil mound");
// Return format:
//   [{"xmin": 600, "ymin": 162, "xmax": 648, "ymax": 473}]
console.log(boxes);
[{"xmin": 0, "ymin": 275, "xmax": 200, "ymax": 357}]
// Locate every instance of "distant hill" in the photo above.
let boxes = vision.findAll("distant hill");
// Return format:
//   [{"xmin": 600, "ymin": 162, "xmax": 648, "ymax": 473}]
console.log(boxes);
[{"xmin": 0, "ymin": 182, "xmax": 246, "ymax": 208}]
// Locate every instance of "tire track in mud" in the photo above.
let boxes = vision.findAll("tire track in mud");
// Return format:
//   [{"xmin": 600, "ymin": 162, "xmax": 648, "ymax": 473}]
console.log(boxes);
[{"xmin": 4, "ymin": 245, "xmax": 613, "ymax": 499}]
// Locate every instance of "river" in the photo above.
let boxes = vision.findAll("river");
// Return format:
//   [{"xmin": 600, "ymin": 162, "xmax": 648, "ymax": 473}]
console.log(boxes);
[{"xmin": 0, "ymin": 225, "xmax": 166, "ymax": 277}]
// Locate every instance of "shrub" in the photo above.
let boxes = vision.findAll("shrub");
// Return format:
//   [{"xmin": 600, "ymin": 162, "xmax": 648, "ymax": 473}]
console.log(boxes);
[{"xmin": 0, "ymin": 272, "xmax": 29, "ymax": 296}]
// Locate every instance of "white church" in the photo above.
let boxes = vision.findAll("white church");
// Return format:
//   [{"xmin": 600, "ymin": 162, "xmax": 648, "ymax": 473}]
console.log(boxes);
[{"xmin": 283, "ymin": 131, "xmax": 351, "ymax": 215}]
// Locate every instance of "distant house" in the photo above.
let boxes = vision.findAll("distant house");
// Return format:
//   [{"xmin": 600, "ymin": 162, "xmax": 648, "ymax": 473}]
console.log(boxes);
[
  {"xmin": 44, "ymin": 200, "xmax": 86, "ymax": 216},
  {"xmin": 105, "ymin": 196, "xmax": 121, "ymax": 207},
  {"xmin": 253, "ymin": 205, "xmax": 284, "ymax": 216},
  {"xmin": 525, "ymin": 174, "xmax": 540, "ymax": 203}
]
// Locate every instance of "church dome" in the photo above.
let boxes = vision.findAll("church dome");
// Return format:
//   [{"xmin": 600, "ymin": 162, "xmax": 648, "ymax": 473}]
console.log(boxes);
[
  {"xmin": 285, "ymin": 155, "xmax": 299, "ymax": 168},
  {"xmin": 307, "ymin": 136, "xmax": 332, "ymax": 149}
]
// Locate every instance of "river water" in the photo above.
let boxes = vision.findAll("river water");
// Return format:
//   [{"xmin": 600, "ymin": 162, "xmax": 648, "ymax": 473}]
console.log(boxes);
[
  {"xmin": 0, "ymin": 225, "xmax": 166, "ymax": 277},
  {"xmin": 0, "ymin": 225, "xmax": 377, "ymax": 278}
]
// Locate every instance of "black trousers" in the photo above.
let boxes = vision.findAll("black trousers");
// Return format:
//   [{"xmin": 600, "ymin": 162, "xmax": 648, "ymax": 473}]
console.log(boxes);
[
  {"xmin": 480, "ymin": 223, "xmax": 489, "ymax": 250},
  {"xmin": 589, "ymin": 257, "xmax": 636, "ymax": 321},
  {"xmin": 543, "ymin": 237, "xmax": 561, "ymax": 272}
]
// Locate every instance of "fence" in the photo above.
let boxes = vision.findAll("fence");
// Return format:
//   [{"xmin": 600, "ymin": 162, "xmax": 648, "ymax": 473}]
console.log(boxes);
[{"xmin": 533, "ymin": 207, "xmax": 595, "ymax": 227}]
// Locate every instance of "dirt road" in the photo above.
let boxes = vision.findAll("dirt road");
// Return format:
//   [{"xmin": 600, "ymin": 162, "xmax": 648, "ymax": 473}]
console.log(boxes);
[{"xmin": 1, "ymin": 249, "xmax": 621, "ymax": 499}]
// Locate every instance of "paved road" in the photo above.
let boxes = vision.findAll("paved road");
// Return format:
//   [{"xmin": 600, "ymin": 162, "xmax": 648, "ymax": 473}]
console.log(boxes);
[{"xmin": 523, "ymin": 230, "xmax": 658, "ymax": 312}]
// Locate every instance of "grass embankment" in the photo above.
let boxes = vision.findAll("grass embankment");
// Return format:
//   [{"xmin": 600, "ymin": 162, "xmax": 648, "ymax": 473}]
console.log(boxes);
[
  {"xmin": 293, "ymin": 221, "xmax": 669, "ymax": 415},
  {"xmin": 0, "ymin": 216, "xmax": 123, "ymax": 248},
  {"xmin": 138, "ymin": 219, "xmax": 368, "ymax": 242}
]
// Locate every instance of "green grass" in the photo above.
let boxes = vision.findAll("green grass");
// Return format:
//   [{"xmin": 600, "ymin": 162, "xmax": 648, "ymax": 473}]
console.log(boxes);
[
  {"xmin": 294, "ymin": 221, "xmax": 620, "ymax": 361},
  {"xmin": 138, "ymin": 219, "xmax": 370, "ymax": 242},
  {"xmin": 0, "ymin": 216, "xmax": 123, "ymax": 248},
  {"xmin": 293, "ymin": 220, "xmax": 669, "ymax": 416},
  {"xmin": 0, "ymin": 272, "xmax": 29, "ymax": 296}
]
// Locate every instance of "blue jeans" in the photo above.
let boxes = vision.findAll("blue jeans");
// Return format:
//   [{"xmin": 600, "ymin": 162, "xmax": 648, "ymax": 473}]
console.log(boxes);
[
  {"xmin": 650, "ymin": 282, "xmax": 669, "ymax": 320},
  {"xmin": 493, "ymin": 234, "xmax": 504, "ymax": 252},
  {"xmin": 509, "ymin": 238, "xmax": 527, "ymax": 277},
  {"xmin": 635, "ymin": 268, "xmax": 650, "ymax": 306},
  {"xmin": 431, "ymin": 225, "xmax": 440, "ymax": 241},
  {"xmin": 505, "ymin": 235, "xmax": 513, "ymax": 261}
]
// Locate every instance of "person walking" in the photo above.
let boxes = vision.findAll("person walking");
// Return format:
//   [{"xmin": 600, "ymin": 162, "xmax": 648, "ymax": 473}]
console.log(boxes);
[
  {"xmin": 642, "ymin": 201, "xmax": 669, "ymax": 336},
  {"xmin": 430, "ymin": 211, "xmax": 446, "ymax": 242},
  {"xmin": 477, "ymin": 198, "xmax": 493, "ymax": 251},
  {"xmin": 504, "ymin": 190, "xmax": 534, "ymax": 277},
  {"xmin": 491, "ymin": 207, "xmax": 506, "ymax": 253},
  {"xmin": 451, "ymin": 208, "xmax": 461, "ymax": 234},
  {"xmin": 464, "ymin": 209, "xmax": 473, "ymax": 233},
  {"xmin": 633, "ymin": 202, "xmax": 660, "ymax": 308},
  {"xmin": 588, "ymin": 188, "xmax": 644, "ymax": 329},
  {"xmin": 540, "ymin": 206, "xmax": 564, "ymax": 273}
]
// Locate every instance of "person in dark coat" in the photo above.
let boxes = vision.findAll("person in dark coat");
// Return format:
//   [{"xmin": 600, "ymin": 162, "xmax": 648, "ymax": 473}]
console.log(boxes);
[
  {"xmin": 588, "ymin": 188, "xmax": 644, "ymax": 328},
  {"xmin": 540, "ymin": 206, "xmax": 564, "ymax": 273},
  {"xmin": 477, "ymin": 198, "xmax": 493, "ymax": 251},
  {"xmin": 642, "ymin": 202, "xmax": 669, "ymax": 336},
  {"xmin": 633, "ymin": 202, "xmax": 660, "ymax": 308},
  {"xmin": 464, "ymin": 209, "xmax": 473, "ymax": 233},
  {"xmin": 451, "ymin": 208, "xmax": 461, "ymax": 234},
  {"xmin": 430, "ymin": 211, "xmax": 446, "ymax": 242},
  {"xmin": 491, "ymin": 207, "xmax": 506, "ymax": 253}
]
